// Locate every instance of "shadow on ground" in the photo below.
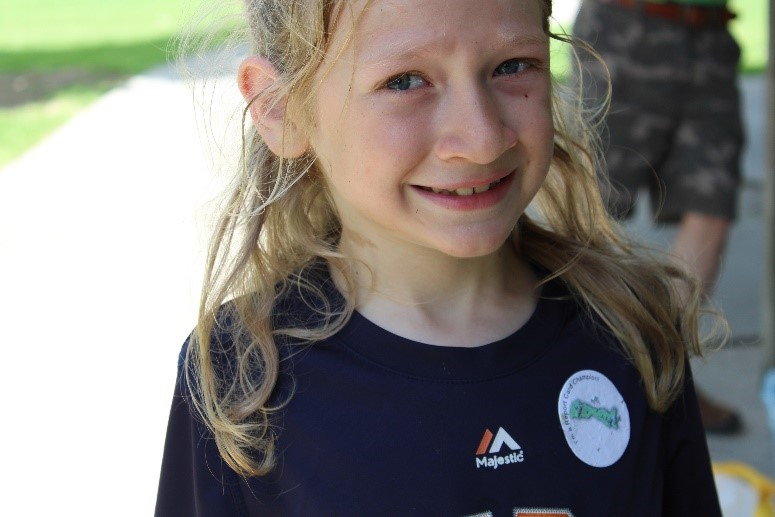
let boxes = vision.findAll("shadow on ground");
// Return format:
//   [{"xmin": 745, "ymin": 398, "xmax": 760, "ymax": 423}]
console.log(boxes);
[{"xmin": 0, "ymin": 37, "xmax": 175, "ymax": 107}]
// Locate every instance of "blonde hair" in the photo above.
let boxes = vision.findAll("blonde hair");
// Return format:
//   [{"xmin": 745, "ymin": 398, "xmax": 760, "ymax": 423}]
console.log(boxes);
[{"xmin": 184, "ymin": 0, "xmax": 719, "ymax": 477}]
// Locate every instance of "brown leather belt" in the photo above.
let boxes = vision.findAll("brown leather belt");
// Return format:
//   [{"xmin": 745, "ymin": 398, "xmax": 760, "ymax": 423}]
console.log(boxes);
[{"xmin": 598, "ymin": 0, "xmax": 736, "ymax": 27}]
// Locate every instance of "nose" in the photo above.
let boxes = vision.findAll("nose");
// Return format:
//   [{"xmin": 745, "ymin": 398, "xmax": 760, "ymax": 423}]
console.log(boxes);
[{"xmin": 432, "ymin": 84, "xmax": 518, "ymax": 164}]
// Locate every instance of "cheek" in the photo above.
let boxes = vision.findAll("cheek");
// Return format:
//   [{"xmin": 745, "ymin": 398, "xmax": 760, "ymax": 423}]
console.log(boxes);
[
  {"xmin": 359, "ymin": 103, "xmax": 429, "ymax": 158},
  {"xmin": 523, "ymin": 95, "xmax": 554, "ymax": 155},
  {"xmin": 320, "ymin": 106, "xmax": 429, "ymax": 197}
]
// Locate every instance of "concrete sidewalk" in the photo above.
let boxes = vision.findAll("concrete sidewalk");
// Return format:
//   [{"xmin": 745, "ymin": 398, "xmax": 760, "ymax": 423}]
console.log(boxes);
[
  {"xmin": 0, "ymin": 53, "xmax": 771, "ymax": 516},
  {"xmin": 0, "ymin": 59, "xmax": 243, "ymax": 516}
]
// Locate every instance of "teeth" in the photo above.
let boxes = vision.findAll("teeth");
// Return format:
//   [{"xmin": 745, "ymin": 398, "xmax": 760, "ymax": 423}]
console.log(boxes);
[
  {"xmin": 427, "ymin": 177, "xmax": 502, "ymax": 196},
  {"xmin": 473, "ymin": 184, "xmax": 491, "ymax": 194},
  {"xmin": 454, "ymin": 187, "xmax": 475, "ymax": 196}
]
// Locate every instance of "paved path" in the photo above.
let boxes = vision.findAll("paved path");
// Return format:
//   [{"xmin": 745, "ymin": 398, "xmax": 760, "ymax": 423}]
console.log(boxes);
[
  {"xmin": 0, "ymin": 60, "xmax": 242, "ymax": 516},
  {"xmin": 0, "ymin": 30, "xmax": 771, "ymax": 517}
]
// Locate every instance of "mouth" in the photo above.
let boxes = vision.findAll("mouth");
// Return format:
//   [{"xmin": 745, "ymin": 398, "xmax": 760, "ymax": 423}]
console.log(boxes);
[{"xmin": 416, "ymin": 174, "xmax": 510, "ymax": 197}]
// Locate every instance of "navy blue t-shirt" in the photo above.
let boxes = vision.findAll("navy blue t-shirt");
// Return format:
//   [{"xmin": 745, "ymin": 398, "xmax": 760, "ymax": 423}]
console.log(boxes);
[{"xmin": 155, "ymin": 271, "xmax": 721, "ymax": 516}]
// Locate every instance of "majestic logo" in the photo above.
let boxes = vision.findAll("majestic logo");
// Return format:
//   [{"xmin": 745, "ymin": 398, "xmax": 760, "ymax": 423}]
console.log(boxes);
[{"xmin": 475, "ymin": 427, "xmax": 524, "ymax": 469}]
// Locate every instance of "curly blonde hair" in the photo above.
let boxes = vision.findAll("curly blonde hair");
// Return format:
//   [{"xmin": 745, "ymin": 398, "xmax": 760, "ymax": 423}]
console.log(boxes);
[{"xmin": 184, "ymin": 0, "xmax": 718, "ymax": 477}]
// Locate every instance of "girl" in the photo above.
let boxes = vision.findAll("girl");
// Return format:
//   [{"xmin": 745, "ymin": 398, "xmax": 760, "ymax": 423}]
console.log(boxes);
[{"xmin": 156, "ymin": 0, "xmax": 723, "ymax": 515}]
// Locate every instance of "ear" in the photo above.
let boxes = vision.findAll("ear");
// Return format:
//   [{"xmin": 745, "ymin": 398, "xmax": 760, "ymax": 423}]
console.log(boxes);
[{"xmin": 237, "ymin": 55, "xmax": 308, "ymax": 158}]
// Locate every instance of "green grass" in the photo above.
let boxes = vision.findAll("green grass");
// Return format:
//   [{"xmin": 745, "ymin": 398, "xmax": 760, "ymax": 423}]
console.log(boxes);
[
  {"xmin": 0, "ymin": 37, "xmax": 178, "ymax": 75},
  {"xmin": 0, "ymin": 0, "xmax": 243, "ymax": 169},
  {"xmin": 0, "ymin": 0, "xmax": 207, "ymax": 169},
  {"xmin": 0, "ymin": 87, "xmax": 105, "ymax": 167},
  {"xmin": 0, "ymin": 0, "xmax": 190, "ymax": 52},
  {"xmin": 729, "ymin": 0, "xmax": 769, "ymax": 74}
]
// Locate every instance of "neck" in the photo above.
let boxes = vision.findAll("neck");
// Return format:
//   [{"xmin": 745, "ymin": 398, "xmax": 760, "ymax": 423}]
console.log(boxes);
[{"xmin": 332, "ymin": 230, "xmax": 540, "ymax": 347}]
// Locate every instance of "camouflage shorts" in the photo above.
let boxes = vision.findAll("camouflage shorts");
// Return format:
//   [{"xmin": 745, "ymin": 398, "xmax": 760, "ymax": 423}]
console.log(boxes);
[{"xmin": 573, "ymin": 0, "xmax": 744, "ymax": 222}]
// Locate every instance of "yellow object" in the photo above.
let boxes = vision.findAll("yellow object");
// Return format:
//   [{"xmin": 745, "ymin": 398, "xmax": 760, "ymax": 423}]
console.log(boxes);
[{"xmin": 713, "ymin": 462, "xmax": 775, "ymax": 517}]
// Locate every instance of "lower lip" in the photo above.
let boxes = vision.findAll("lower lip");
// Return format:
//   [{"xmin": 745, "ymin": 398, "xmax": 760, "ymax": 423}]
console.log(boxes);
[{"xmin": 412, "ymin": 172, "xmax": 515, "ymax": 211}]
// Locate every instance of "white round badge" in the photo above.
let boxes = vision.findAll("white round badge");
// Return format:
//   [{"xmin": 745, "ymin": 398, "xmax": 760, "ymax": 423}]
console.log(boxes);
[{"xmin": 557, "ymin": 369, "xmax": 630, "ymax": 468}]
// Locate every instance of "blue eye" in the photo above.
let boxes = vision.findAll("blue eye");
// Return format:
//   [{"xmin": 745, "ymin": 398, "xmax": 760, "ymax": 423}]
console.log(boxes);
[
  {"xmin": 386, "ymin": 73, "xmax": 426, "ymax": 91},
  {"xmin": 495, "ymin": 59, "xmax": 530, "ymax": 76}
]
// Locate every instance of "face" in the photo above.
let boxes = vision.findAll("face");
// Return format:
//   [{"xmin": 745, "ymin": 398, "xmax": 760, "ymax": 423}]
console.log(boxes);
[{"xmin": 308, "ymin": 0, "xmax": 554, "ymax": 259}]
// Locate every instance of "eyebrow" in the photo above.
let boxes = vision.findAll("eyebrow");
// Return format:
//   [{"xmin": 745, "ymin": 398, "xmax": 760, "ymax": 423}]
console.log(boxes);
[{"xmin": 358, "ymin": 31, "xmax": 549, "ymax": 69}]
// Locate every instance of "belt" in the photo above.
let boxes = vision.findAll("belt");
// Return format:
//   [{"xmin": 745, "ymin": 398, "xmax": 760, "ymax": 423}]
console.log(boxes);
[{"xmin": 598, "ymin": 0, "xmax": 736, "ymax": 27}]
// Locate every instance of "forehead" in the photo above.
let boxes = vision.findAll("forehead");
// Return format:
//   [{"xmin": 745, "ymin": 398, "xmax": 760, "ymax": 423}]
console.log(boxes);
[{"xmin": 329, "ymin": 0, "xmax": 547, "ymax": 57}]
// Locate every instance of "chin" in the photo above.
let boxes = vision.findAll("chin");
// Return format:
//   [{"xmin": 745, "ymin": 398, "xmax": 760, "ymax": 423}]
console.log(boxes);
[{"xmin": 433, "ymin": 231, "xmax": 515, "ymax": 259}]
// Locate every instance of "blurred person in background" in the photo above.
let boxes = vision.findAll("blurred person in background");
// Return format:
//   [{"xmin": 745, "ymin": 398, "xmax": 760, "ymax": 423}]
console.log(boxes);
[{"xmin": 573, "ymin": 0, "xmax": 744, "ymax": 434}]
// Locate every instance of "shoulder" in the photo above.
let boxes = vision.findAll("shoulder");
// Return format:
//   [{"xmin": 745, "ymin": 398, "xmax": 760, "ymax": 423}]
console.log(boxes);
[
  {"xmin": 180, "ymin": 260, "xmax": 344, "ymax": 384},
  {"xmin": 537, "ymin": 270, "xmax": 607, "ymax": 338},
  {"xmin": 272, "ymin": 260, "xmax": 345, "ymax": 332}
]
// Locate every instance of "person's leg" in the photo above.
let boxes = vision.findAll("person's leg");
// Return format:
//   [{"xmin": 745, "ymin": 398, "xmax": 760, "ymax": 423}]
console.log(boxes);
[{"xmin": 653, "ymin": 21, "xmax": 744, "ymax": 434}]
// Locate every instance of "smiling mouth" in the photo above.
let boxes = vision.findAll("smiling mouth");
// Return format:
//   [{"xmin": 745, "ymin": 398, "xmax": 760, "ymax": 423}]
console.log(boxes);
[{"xmin": 418, "ymin": 175, "xmax": 508, "ymax": 197}]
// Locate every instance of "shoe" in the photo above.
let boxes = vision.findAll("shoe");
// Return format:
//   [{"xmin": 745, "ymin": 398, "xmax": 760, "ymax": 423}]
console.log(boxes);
[{"xmin": 697, "ymin": 390, "xmax": 743, "ymax": 435}]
